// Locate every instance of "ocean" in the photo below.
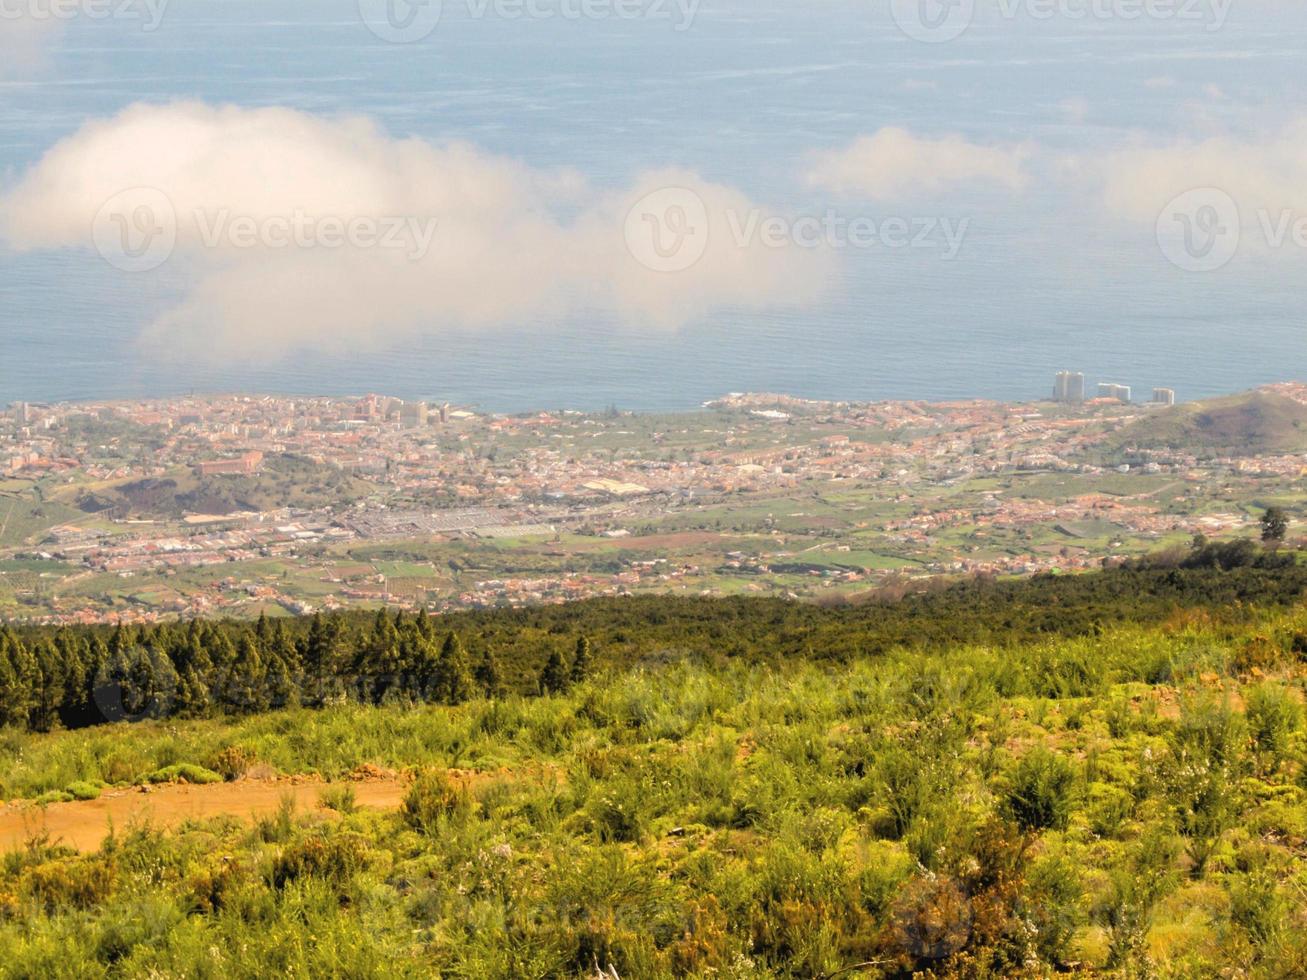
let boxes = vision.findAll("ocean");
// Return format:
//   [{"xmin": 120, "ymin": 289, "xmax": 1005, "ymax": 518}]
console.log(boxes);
[{"xmin": 2, "ymin": 0, "xmax": 1306, "ymax": 411}]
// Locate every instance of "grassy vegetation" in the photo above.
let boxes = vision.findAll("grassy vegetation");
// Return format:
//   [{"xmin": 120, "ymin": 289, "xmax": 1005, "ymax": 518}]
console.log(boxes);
[
  {"xmin": 1, "ymin": 564, "xmax": 1306, "ymax": 976},
  {"xmin": 1109, "ymin": 389, "xmax": 1307, "ymax": 457}
]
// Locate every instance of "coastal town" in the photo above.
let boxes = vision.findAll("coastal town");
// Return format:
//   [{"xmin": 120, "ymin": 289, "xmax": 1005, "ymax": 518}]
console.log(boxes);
[{"xmin": 2, "ymin": 383, "xmax": 1304, "ymax": 625}]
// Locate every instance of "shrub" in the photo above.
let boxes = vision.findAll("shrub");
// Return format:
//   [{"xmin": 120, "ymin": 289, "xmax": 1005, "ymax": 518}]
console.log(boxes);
[
  {"xmin": 1002, "ymin": 748, "xmax": 1076, "ymax": 833},
  {"xmin": 402, "ymin": 769, "xmax": 472, "ymax": 834},
  {"xmin": 145, "ymin": 763, "xmax": 222, "ymax": 785},
  {"xmin": 1245, "ymin": 683, "xmax": 1301, "ymax": 771},
  {"xmin": 884, "ymin": 872, "xmax": 972, "ymax": 970},
  {"xmin": 66, "ymin": 781, "xmax": 103, "ymax": 801},
  {"xmin": 1229, "ymin": 870, "xmax": 1286, "ymax": 945},
  {"xmin": 255, "ymin": 794, "xmax": 298, "ymax": 844},
  {"xmin": 1085, "ymin": 782, "xmax": 1133, "ymax": 838},
  {"xmin": 210, "ymin": 745, "xmax": 257, "ymax": 782},
  {"xmin": 878, "ymin": 744, "xmax": 949, "ymax": 840},
  {"xmin": 318, "ymin": 783, "xmax": 357, "ymax": 814},
  {"xmin": 272, "ymin": 831, "xmax": 371, "ymax": 890},
  {"xmin": 1026, "ymin": 854, "xmax": 1084, "ymax": 968},
  {"xmin": 20, "ymin": 857, "xmax": 117, "ymax": 911}
]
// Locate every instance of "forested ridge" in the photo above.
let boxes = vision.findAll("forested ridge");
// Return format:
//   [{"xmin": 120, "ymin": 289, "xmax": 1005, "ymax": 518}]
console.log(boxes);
[{"xmin": 2, "ymin": 559, "xmax": 1305, "ymax": 734}]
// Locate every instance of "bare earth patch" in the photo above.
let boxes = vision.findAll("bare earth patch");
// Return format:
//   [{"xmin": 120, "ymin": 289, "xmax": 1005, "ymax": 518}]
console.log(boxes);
[{"xmin": 0, "ymin": 774, "xmax": 410, "ymax": 853}]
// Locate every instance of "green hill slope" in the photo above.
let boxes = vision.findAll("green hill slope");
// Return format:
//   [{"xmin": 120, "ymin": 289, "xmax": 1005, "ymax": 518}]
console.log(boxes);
[{"xmin": 1116, "ymin": 389, "xmax": 1307, "ymax": 456}]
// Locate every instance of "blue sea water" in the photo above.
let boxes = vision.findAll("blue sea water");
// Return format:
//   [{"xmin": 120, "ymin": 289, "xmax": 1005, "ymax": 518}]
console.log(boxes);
[{"xmin": 2, "ymin": 0, "xmax": 1307, "ymax": 411}]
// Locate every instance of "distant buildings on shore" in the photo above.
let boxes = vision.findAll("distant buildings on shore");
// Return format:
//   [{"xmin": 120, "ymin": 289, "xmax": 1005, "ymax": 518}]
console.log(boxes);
[
  {"xmin": 1098, "ymin": 382, "xmax": 1132, "ymax": 403},
  {"xmin": 1052, "ymin": 373, "xmax": 1175, "ymax": 406},
  {"xmin": 354, "ymin": 394, "xmax": 451, "ymax": 427},
  {"xmin": 1053, "ymin": 371, "xmax": 1085, "ymax": 404}
]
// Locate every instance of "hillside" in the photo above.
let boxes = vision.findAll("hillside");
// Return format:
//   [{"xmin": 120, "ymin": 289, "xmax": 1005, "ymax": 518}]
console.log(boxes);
[
  {"xmin": 1114, "ymin": 389, "xmax": 1307, "ymax": 457},
  {"xmin": 68, "ymin": 453, "xmax": 374, "ymax": 518},
  {"xmin": 2, "ymin": 563, "xmax": 1306, "ymax": 977}
]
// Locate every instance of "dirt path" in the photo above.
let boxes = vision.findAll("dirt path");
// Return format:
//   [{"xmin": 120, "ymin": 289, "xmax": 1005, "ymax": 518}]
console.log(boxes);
[{"xmin": 0, "ymin": 776, "xmax": 410, "ymax": 853}]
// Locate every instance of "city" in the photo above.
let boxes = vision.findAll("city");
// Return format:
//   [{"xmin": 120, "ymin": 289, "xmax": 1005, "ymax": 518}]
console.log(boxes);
[{"xmin": 3, "ymin": 381, "xmax": 1302, "ymax": 625}]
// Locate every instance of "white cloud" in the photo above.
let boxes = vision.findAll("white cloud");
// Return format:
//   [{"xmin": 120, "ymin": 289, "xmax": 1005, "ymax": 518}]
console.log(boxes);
[
  {"xmin": 1098, "ymin": 120, "xmax": 1307, "ymax": 222},
  {"xmin": 806, "ymin": 127, "xmax": 1030, "ymax": 201},
  {"xmin": 0, "ymin": 102, "xmax": 828, "ymax": 360}
]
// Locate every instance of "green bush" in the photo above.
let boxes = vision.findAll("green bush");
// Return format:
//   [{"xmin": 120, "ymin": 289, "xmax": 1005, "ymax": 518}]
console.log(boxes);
[
  {"xmin": 1002, "ymin": 747, "xmax": 1076, "ymax": 833},
  {"xmin": 318, "ymin": 783, "xmax": 357, "ymax": 814},
  {"xmin": 210, "ymin": 744, "xmax": 258, "ymax": 781},
  {"xmin": 66, "ymin": 780, "xmax": 103, "ymax": 801},
  {"xmin": 144, "ymin": 763, "xmax": 222, "ymax": 785},
  {"xmin": 1245, "ymin": 682, "xmax": 1301, "ymax": 771},
  {"xmin": 271, "ymin": 831, "xmax": 371, "ymax": 890},
  {"xmin": 402, "ymin": 769, "xmax": 472, "ymax": 834}
]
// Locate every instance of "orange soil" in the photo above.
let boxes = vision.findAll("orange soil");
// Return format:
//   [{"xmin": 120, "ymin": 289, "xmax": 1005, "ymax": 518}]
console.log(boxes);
[{"xmin": 0, "ymin": 775, "xmax": 409, "ymax": 854}]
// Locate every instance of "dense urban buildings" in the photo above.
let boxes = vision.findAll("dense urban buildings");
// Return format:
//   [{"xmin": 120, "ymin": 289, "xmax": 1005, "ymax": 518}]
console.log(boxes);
[{"xmin": 1, "ymin": 384, "xmax": 1303, "ymax": 625}]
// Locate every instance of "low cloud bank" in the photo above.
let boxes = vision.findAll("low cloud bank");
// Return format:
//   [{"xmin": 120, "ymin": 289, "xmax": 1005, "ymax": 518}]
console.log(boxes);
[{"xmin": 1, "ymin": 102, "xmax": 828, "ymax": 359}]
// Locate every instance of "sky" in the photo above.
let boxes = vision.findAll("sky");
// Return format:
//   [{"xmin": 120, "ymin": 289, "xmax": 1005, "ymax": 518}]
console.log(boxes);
[{"xmin": 1, "ymin": 0, "xmax": 1306, "ymax": 409}]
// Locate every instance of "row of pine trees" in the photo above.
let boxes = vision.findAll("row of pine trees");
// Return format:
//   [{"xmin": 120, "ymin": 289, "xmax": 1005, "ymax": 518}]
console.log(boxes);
[{"xmin": 0, "ymin": 609, "xmax": 594, "ymax": 733}]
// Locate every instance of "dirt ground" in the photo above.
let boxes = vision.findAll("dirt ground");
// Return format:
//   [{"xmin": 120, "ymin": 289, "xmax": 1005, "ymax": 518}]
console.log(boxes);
[{"xmin": 0, "ymin": 775, "xmax": 410, "ymax": 853}]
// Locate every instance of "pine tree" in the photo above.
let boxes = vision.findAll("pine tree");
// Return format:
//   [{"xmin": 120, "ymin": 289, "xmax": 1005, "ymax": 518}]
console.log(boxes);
[
  {"xmin": 570, "ymin": 635, "xmax": 593, "ymax": 684},
  {"xmin": 539, "ymin": 647, "xmax": 570, "ymax": 695},
  {"xmin": 54, "ymin": 629, "xmax": 88, "ymax": 716},
  {"xmin": 437, "ymin": 633, "xmax": 476, "ymax": 705},
  {"xmin": 270, "ymin": 622, "xmax": 303, "ymax": 684},
  {"xmin": 361, "ymin": 607, "xmax": 402, "ymax": 702},
  {"xmin": 1261, "ymin": 507, "xmax": 1289, "ymax": 545},
  {"xmin": 411, "ymin": 636, "xmax": 442, "ymax": 702},
  {"xmin": 415, "ymin": 606, "xmax": 435, "ymax": 642},
  {"xmin": 303, "ymin": 613, "xmax": 345, "ymax": 706},
  {"xmin": 475, "ymin": 648, "xmax": 505, "ymax": 698},
  {"xmin": 30, "ymin": 639, "xmax": 66, "ymax": 732},
  {"xmin": 255, "ymin": 610, "xmax": 272, "ymax": 643},
  {"xmin": 225, "ymin": 636, "xmax": 269, "ymax": 714},
  {"xmin": 265, "ymin": 651, "xmax": 299, "ymax": 709},
  {"xmin": 0, "ymin": 641, "xmax": 31, "ymax": 730},
  {"xmin": 176, "ymin": 661, "xmax": 213, "ymax": 718},
  {"xmin": 82, "ymin": 634, "xmax": 110, "ymax": 722},
  {"xmin": 121, "ymin": 645, "xmax": 179, "ymax": 720}
]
